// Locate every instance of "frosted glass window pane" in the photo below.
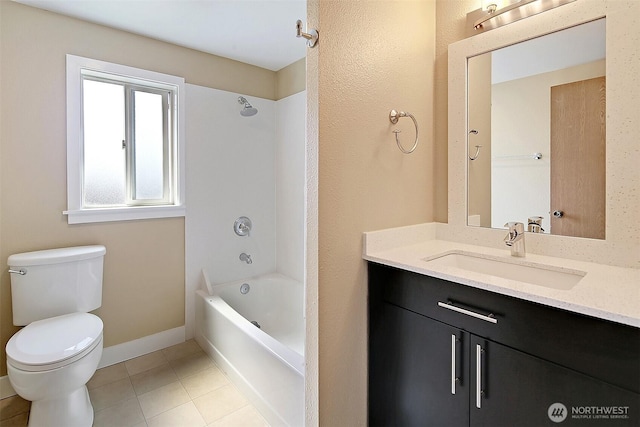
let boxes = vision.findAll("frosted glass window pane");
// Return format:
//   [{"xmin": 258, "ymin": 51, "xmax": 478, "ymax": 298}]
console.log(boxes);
[
  {"xmin": 134, "ymin": 91, "xmax": 164, "ymax": 200},
  {"xmin": 83, "ymin": 80, "xmax": 126, "ymax": 206}
]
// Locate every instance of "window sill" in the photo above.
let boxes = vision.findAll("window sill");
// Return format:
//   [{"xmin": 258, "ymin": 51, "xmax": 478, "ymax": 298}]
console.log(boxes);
[{"xmin": 64, "ymin": 205, "xmax": 185, "ymax": 224}]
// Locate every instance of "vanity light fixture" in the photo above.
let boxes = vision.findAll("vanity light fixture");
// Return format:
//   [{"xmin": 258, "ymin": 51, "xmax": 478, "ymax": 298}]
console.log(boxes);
[
  {"xmin": 481, "ymin": 0, "xmax": 500, "ymax": 13},
  {"xmin": 470, "ymin": 0, "xmax": 577, "ymax": 33}
]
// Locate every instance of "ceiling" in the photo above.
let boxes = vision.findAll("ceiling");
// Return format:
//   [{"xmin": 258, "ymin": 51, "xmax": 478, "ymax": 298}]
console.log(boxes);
[
  {"xmin": 491, "ymin": 18, "xmax": 606, "ymax": 84},
  {"xmin": 13, "ymin": 0, "xmax": 307, "ymax": 72}
]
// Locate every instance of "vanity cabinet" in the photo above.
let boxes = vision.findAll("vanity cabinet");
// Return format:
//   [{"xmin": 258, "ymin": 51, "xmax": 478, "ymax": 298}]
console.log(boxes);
[{"xmin": 368, "ymin": 263, "xmax": 640, "ymax": 426}]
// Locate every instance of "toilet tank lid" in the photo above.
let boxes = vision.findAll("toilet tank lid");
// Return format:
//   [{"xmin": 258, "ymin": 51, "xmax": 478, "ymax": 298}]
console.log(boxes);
[{"xmin": 8, "ymin": 245, "xmax": 106, "ymax": 267}]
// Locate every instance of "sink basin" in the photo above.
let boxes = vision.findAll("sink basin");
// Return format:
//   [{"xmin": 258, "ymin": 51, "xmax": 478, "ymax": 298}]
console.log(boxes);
[{"xmin": 423, "ymin": 251, "xmax": 585, "ymax": 290}]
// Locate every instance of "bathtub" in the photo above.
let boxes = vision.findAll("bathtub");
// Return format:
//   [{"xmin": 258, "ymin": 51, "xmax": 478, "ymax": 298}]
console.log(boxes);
[{"xmin": 195, "ymin": 273, "xmax": 304, "ymax": 426}]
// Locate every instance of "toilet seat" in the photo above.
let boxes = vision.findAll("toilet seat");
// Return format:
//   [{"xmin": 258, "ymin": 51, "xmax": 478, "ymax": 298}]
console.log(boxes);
[{"xmin": 6, "ymin": 312, "xmax": 103, "ymax": 372}]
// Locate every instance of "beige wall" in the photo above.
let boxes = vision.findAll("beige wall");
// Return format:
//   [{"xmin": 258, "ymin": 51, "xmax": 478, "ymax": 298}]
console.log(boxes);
[
  {"xmin": 316, "ymin": 1, "xmax": 435, "ymax": 424},
  {"xmin": 0, "ymin": 2, "xmax": 278, "ymax": 376},
  {"xmin": 276, "ymin": 58, "xmax": 306, "ymax": 100}
]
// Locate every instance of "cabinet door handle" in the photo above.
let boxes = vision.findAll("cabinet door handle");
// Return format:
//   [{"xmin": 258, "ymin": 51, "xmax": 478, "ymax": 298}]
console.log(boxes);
[
  {"xmin": 437, "ymin": 301, "xmax": 498, "ymax": 324},
  {"xmin": 451, "ymin": 334, "xmax": 458, "ymax": 395},
  {"xmin": 476, "ymin": 344, "xmax": 483, "ymax": 409}
]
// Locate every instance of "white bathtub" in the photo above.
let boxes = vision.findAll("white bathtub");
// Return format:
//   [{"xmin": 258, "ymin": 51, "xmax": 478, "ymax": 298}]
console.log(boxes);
[{"xmin": 195, "ymin": 273, "xmax": 304, "ymax": 426}]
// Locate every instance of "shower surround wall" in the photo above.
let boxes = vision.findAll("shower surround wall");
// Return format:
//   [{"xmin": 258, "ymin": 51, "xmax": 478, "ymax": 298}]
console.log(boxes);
[
  {"xmin": 275, "ymin": 91, "xmax": 306, "ymax": 283},
  {"xmin": 185, "ymin": 84, "xmax": 305, "ymax": 338}
]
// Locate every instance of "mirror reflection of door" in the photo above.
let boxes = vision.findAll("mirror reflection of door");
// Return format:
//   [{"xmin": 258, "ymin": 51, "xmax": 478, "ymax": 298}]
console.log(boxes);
[{"xmin": 550, "ymin": 76, "xmax": 606, "ymax": 239}]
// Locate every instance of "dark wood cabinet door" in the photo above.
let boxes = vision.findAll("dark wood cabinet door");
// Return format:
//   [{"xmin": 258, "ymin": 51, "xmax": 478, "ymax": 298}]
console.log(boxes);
[
  {"xmin": 369, "ymin": 264, "xmax": 640, "ymax": 427},
  {"xmin": 369, "ymin": 303, "xmax": 470, "ymax": 426},
  {"xmin": 470, "ymin": 335, "xmax": 639, "ymax": 427}
]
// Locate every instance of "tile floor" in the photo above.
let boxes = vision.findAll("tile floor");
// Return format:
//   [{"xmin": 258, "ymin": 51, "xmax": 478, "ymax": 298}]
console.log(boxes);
[{"xmin": 0, "ymin": 340, "xmax": 269, "ymax": 427}]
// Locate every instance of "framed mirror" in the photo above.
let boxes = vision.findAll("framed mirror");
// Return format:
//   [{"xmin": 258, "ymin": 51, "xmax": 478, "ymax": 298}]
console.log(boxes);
[
  {"xmin": 448, "ymin": 0, "xmax": 639, "ymax": 268},
  {"xmin": 466, "ymin": 18, "xmax": 606, "ymax": 239}
]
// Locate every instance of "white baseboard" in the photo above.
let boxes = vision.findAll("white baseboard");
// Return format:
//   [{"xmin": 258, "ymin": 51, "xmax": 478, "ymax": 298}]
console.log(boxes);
[
  {"xmin": 98, "ymin": 326, "xmax": 186, "ymax": 369},
  {"xmin": 1, "ymin": 326, "xmax": 186, "ymax": 399},
  {"xmin": 1, "ymin": 375, "xmax": 16, "ymax": 400}
]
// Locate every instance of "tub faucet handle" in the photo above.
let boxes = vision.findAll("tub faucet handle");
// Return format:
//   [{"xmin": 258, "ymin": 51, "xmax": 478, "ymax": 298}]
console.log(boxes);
[{"xmin": 239, "ymin": 253, "xmax": 253, "ymax": 264}]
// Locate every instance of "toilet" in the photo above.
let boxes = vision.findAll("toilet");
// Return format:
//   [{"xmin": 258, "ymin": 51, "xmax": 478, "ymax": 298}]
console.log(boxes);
[{"xmin": 5, "ymin": 245, "xmax": 106, "ymax": 427}]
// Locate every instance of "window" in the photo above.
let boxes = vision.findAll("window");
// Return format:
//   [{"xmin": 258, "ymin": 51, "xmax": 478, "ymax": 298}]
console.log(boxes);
[{"xmin": 65, "ymin": 55, "xmax": 185, "ymax": 224}]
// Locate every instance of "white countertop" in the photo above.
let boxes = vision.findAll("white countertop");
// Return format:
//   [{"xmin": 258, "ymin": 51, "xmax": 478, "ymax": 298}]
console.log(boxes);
[{"xmin": 363, "ymin": 223, "xmax": 640, "ymax": 328}]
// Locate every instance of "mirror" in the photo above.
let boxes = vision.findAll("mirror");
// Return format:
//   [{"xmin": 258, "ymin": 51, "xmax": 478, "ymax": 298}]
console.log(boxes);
[{"xmin": 466, "ymin": 18, "xmax": 606, "ymax": 239}]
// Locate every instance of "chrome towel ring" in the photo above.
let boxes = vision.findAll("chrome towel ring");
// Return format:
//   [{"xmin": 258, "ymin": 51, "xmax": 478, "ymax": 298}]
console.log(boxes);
[
  {"xmin": 389, "ymin": 109, "xmax": 418, "ymax": 154},
  {"xmin": 468, "ymin": 129, "xmax": 482, "ymax": 160},
  {"xmin": 469, "ymin": 145, "xmax": 482, "ymax": 160}
]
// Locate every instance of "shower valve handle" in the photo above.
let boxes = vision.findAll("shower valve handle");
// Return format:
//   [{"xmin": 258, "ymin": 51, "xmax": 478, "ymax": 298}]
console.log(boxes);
[{"xmin": 234, "ymin": 216, "xmax": 252, "ymax": 237}]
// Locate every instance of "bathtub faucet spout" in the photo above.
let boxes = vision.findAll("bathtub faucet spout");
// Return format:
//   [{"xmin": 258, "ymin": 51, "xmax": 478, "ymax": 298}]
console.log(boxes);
[{"xmin": 239, "ymin": 253, "xmax": 253, "ymax": 264}]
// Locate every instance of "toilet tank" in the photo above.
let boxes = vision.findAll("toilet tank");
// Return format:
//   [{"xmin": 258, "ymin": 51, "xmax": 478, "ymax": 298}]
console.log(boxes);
[{"xmin": 8, "ymin": 245, "xmax": 106, "ymax": 326}]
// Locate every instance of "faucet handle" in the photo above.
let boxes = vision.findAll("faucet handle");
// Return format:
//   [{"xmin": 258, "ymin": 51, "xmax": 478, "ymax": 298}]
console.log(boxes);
[
  {"xmin": 234, "ymin": 216, "xmax": 252, "ymax": 237},
  {"xmin": 504, "ymin": 221, "xmax": 524, "ymax": 230},
  {"xmin": 504, "ymin": 221, "xmax": 526, "ymax": 256}
]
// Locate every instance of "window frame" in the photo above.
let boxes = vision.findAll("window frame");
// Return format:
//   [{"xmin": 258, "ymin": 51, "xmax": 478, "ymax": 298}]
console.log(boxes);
[{"xmin": 65, "ymin": 55, "xmax": 185, "ymax": 224}]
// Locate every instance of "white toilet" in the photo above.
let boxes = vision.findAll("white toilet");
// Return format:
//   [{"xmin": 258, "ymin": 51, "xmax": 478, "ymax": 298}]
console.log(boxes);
[{"xmin": 5, "ymin": 245, "xmax": 106, "ymax": 427}]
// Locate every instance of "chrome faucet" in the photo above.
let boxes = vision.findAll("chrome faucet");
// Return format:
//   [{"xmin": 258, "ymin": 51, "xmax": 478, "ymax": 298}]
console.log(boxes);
[
  {"xmin": 527, "ymin": 216, "xmax": 544, "ymax": 233},
  {"xmin": 239, "ymin": 253, "xmax": 252, "ymax": 264},
  {"xmin": 504, "ymin": 222, "xmax": 525, "ymax": 257}
]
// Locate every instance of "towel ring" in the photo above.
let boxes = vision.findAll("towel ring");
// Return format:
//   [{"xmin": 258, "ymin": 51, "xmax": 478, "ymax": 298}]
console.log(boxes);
[
  {"xmin": 468, "ymin": 129, "xmax": 481, "ymax": 160},
  {"xmin": 389, "ymin": 110, "xmax": 418, "ymax": 154},
  {"xmin": 469, "ymin": 145, "xmax": 482, "ymax": 161}
]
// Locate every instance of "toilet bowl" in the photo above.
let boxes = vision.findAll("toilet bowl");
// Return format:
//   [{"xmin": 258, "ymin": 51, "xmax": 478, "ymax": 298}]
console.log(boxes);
[
  {"xmin": 6, "ymin": 312, "xmax": 104, "ymax": 427},
  {"xmin": 6, "ymin": 245, "xmax": 107, "ymax": 427}
]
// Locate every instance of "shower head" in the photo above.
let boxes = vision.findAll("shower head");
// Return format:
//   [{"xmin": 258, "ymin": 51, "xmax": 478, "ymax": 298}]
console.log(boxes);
[
  {"xmin": 241, "ymin": 106, "xmax": 258, "ymax": 117},
  {"xmin": 238, "ymin": 96, "xmax": 258, "ymax": 117}
]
